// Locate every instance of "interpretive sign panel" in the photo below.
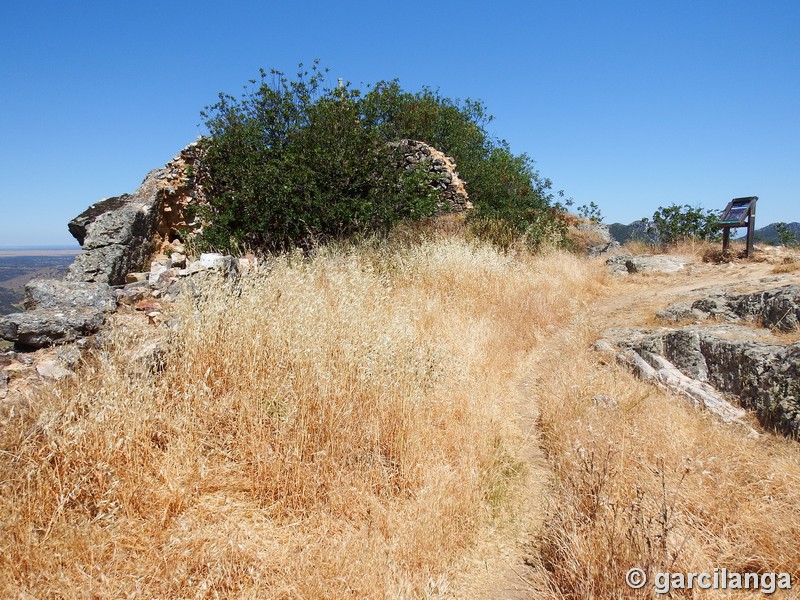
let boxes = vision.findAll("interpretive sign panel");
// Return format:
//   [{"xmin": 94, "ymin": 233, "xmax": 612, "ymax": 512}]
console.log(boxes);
[
  {"xmin": 721, "ymin": 198, "xmax": 756, "ymax": 225},
  {"xmin": 719, "ymin": 196, "xmax": 757, "ymax": 257}
]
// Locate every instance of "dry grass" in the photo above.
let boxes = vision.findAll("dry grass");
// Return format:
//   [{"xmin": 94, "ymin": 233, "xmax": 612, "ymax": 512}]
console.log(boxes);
[
  {"xmin": 772, "ymin": 257, "xmax": 800, "ymax": 274},
  {"xmin": 531, "ymin": 294, "xmax": 800, "ymax": 598},
  {"xmin": 0, "ymin": 237, "xmax": 604, "ymax": 598},
  {"xmin": 622, "ymin": 240, "xmax": 658, "ymax": 255}
]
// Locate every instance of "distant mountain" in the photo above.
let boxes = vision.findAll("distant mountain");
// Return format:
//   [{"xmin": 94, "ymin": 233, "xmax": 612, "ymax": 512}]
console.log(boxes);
[
  {"xmin": 608, "ymin": 220, "xmax": 658, "ymax": 245},
  {"xmin": 608, "ymin": 220, "xmax": 800, "ymax": 246},
  {"xmin": 748, "ymin": 222, "xmax": 800, "ymax": 245}
]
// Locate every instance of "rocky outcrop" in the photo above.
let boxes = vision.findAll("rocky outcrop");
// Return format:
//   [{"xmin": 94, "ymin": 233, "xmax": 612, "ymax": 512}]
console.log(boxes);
[
  {"xmin": 0, "ymin": 308, "xmax": 106, "ymax": 350},
  {"xmin": 577, "ymin": 221, "xmax": 621, "ymax": 257},
  {"xmin": 601, "ymin": 281, "xmax": 800, "ymax": 437},
  {"xmin": 606, "ymin": 253, "xmax": 691, "ymax": 275},
  {"xmin": 391, "ymin": 139, "xmax": 471, "ymax": 213},
  {"xmin": 658, "ymin": 285, "xmax": 800, "ymax": 331},
  {"xmin": 0, "ymin": 279, "xmax": 116, "ymax": 350},
  {"xmin": 610, "ymin": 325, "xmax": 800, "ymax": 437},
  {"xmin": 66, "ymin": 183, "xmax": 161, "ymax": 285},
  {"xmin": 66, "ymin": 142, "xmax": 205, "ymax": 286}
]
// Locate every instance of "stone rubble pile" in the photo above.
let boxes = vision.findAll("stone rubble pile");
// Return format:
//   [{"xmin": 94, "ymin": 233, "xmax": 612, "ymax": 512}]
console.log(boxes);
[
  {"xmin": 0, "ymin": 249, "xmax": 249, "ymax": 406},
  {"xmin": 1, "ymin": 136, "xmax": 468, "ymax": 408}
]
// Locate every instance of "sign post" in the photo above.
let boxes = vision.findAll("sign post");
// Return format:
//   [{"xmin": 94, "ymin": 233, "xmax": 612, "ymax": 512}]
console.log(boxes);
[{"xmin": 719, "ymin": 196, "xmax": 757, "ymax": 258}]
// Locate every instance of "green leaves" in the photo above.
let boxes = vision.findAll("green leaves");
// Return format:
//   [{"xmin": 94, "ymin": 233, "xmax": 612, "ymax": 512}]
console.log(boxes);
[
  {"xmin": 651, "ymin": 204, "xmax": 722, "ymax": 245},
  {"xmin": 198, "ymin": 62, "xmax": 561, "ymax": 253}
]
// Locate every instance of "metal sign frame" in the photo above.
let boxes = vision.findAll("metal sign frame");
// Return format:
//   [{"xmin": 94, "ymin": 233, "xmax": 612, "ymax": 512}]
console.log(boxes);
[{"xmin": 720, "ymin": 196, "xmax": 757, "ymax": 257}]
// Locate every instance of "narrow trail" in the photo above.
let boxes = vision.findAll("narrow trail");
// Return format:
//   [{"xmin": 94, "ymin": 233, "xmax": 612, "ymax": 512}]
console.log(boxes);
[{"xmin": 459, "ymin": 251, "xmax": 800, "ymax": 599}]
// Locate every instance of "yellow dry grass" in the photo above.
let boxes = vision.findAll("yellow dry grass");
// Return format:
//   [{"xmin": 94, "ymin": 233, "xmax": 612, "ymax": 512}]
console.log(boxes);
[{"xmin": 0, "ymin": 237, "xmax": 603, "ymax": 598}]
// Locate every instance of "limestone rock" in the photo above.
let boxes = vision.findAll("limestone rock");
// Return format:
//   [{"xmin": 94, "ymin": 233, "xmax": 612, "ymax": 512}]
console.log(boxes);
[
  {"xmin": 606, "ymin": 254, "xmax": 690, "ymax": 275},
  {"xmin": 36, "ymin": 359, "xmax": 74, "ymax": 381},
  {"xmin": 115, "ymin": 284, "xmax": 149, "ymax": 306},
  {"xmin": 197, "ymin": 253, "xmax": 239, "ymax": 278},
  {"xmin": 169, "ymin": 252, "xmax": 187, "ymax": 269},
  {"xmin": 24, "ymin": 279, "xmax": 116, "ymax": 313},
  {"xmin": 0, "ymin": 308, "xmax": 105, "ymax": 349}
]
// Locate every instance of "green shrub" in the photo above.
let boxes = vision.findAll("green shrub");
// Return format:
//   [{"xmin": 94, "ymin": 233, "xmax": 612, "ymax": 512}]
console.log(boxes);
[
  {"xmin": 361, "ymin": 81, "xmax": 565, "ymax": 249},
  {"xmin": 577, "ymin": 201, "xmax": 603, "ymax": 223},
  {"xmin": 651, "ymin": 204, "xmax": 721, "ymax": 245},
  {"xmin": 776, "ymin": 223, "xmax": 798, "ymax": 246},
  {"xmin": 198, "ymin": 62, "xmax": 564, "ymax": 253}
]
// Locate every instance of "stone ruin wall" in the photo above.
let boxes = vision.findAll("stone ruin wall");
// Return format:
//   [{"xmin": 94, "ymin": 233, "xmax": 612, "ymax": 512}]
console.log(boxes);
[
  {"xmin": 64, "ymin": 138, "xmax": 470, "ymax": 287},
  {"xmin": 391, "ymin": 139, "xmax": 472, "ymax": 213},
  {"xmin": 0, "ymin": 137, "xmax": 472, "ymax": 362},
  {"xmin": 65, "ymin": 141, "xmax": 207, "ymax": 286}
]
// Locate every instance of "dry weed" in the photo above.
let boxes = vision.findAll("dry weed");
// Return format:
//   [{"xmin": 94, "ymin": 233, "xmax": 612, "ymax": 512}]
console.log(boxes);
[{"xmin": 0, "ymin": 239, "xmax": 604, "ymax": 598}]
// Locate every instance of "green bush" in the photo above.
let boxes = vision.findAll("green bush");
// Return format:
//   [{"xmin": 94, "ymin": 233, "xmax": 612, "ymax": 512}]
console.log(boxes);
[
  {"xmin": 651, "ymin": 204, "xmax": 721, "ymax": 245},
  {"xmin": 361, "ymin": 81, "xmax": 564, "ymax": 248},
  {"xmin": 198, "ymin": 62, "xmax": 564, "ymax": 253},
  {"xmin": 775, "ymin": 223, "xmax": 798, "ymax": 246}
]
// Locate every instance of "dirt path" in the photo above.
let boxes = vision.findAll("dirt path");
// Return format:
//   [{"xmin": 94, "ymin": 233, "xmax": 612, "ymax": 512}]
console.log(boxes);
[{"xmin": 459, "ymin": 249, "xmax": 800, "ymax": 598}]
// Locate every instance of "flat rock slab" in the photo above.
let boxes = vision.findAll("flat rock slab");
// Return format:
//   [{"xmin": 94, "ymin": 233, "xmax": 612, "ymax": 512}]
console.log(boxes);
[
  {"xmin": 606, "ymin": 253, "xmax": 691, "ymax": 275},
  {"xmin": 658, "ymin": 284, "xmax": 800, "ymax": 331},
  {"xmin": 24, "ymin": 279, "xmax": 117, "ymax": 313},
  {"xmin": 0, "ymin": 308, "xmax": 105, "ymax": 349}
]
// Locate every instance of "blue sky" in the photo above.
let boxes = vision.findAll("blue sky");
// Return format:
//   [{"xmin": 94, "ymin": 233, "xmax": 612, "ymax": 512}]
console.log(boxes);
[{"xmin": 1, "ymin": 0, "xmax": 798, "ymax": 246}]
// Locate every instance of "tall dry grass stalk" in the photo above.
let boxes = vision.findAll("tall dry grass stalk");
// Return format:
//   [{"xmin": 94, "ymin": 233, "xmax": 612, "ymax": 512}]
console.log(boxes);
[{"xmin": 0, "ymin": 238, "xmax": 605, "ymax": 598}]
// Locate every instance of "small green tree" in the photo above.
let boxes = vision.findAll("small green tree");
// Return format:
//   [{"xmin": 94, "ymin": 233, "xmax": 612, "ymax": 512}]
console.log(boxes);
[
  {"xmin": 651, "ymin": 204, "xmax": 721, "ymax": 245},
  {"xmin": 577, "ymin": 201, "xmax": 603, "ymax": 223},
  {"xmin": 775, "ymin": 222, "xmax": 798, "ymax": 246},
  {"xmin": 199, "ymin": 64, "xmax": 439, "ymax": 252}
]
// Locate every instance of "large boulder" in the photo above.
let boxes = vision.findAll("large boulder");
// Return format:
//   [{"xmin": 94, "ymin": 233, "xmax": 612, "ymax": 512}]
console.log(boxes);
[
  {"xmin": 65, "ymin": 172, "xmax": 162, "ymax": 285},
  {"xmin": 0, "ymin": 308, "xmax": 105, "ymax": 350},
  {"xmin": 0, "ymin": 280, "xmax": 116, "ymax": 350},
  {"xmin": 24, "ymin": 279, "xmax": 116, "ymax": 313}
]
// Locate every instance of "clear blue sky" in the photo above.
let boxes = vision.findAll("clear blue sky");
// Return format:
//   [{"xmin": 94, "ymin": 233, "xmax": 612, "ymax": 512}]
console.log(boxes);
[{"xmin": 1, "ymin": 0, "xmax": 797, "ymax": 246}]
